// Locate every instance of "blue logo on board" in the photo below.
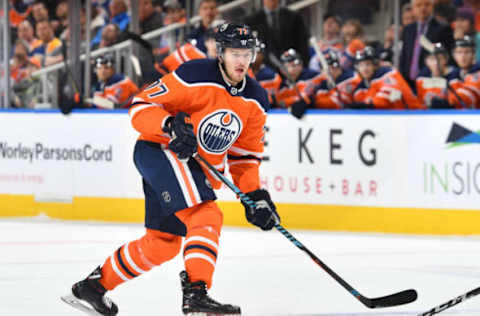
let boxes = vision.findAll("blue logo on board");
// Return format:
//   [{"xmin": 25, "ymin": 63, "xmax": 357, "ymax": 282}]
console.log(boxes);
[{"xmin": 198, "ymin": 110, "xmax": 242, "ymax": 154}]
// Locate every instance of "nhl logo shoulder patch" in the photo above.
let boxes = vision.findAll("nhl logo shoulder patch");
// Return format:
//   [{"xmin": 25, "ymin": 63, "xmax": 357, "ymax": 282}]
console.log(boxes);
[{"xmin": 198, "ymin": 110, "xmax": 242, "ymax": 154}]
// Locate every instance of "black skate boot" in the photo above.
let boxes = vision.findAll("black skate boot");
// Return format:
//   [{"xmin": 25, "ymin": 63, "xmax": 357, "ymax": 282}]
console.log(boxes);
[
  {"xmin": 180, "ymin": 270, "xmax": 241, "ymax": 315},
  {"xmin": 61, "ymin": 266, "xmax": 118, "ymax": 316}
]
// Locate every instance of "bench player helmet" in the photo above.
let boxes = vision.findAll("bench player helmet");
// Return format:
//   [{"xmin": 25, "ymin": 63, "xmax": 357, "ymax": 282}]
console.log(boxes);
[
  {"xmin": 354, "ymin": 46, "xmax": 377, "ymax": 64},
  {"xmin": 94, "ymin": 53, "xmax": 115, "ymax": 68},
  {"xmin": 324, "ymin": 50, "xmax": 340, "ymax": 68},
  {"xmin": 280, "ymin": 48, "xmax": 302, "ymax": 65},
  {"xmin": 215, "ymin": 22, "xmax": 258, "ymax": 63},
  {"xmin": 454, "ymin": 35, "xmax": 475, "ymax": 49}
]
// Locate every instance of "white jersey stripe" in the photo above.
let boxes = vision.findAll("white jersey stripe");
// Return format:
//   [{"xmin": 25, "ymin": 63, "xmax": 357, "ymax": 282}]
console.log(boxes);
[
  {"xmin": 229, "ymin": 146, "xmax": 263, "ymax": 158},
  {"xmin": 184, "ymin": 253, "xmax": 216, "ymax": 267},
  {"xmin": 228, "ymin": 159, "xmax": 260, "ymax": 166},
  {"xmin": 184, "ymin": 236, "xmax": 219, "ymax": 250},
  {"xmin": 164, "ymin": 150, "xmax": 194, "ymax": 207},
  {"xmin": 181, "ymin": 159, "xmax": 202, "ymax": 204},
  {"xmin": 124, "ymin": 242, "xmax": 148, "ymax": 275},
  {"xmin": 109, "ymin": 255, "xmax": 129, "ymax": 282},
  {"xmin": 129, "ymin": 104, "xmax": 157, "ymax": 119}
]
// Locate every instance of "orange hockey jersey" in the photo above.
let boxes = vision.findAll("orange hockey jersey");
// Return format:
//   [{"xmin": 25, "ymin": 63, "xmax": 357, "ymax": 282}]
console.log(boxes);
[
  {"xmin": 462, "ymin": 63, "xmax": 480, "ymax": 108},
  {"xmin": 129, "ymin": 59, "xmax": 269, "ymax": 193},
  {"xmin": 92, "ymin": 74, "xmax": 139, "ymax": 108},
  {"xmin": 248, "ymin": 65, "xmax": 282, "ymax": 105},
  {"xmin": 158, "ymin": 42, "xmax": 207, "ymax": 74},
  {"xmin": 415, "ymin": 67, "xmax": 464, "ymax": 108},
  {"xmin": 313, "ymin": 69, "xmax": 360, "ymax": 109},
  {"xmin": 354, "ymin": 66, "xmax": 423, "ymax": 109},
  {"xmin": 276, "ymin": 69, "xmax": 323, "ymax": 108}
]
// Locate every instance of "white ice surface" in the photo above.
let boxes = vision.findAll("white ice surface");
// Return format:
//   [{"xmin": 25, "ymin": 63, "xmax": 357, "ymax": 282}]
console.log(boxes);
[{"xmin": 0, "ymin": 217, "xmax": 479, "ymax": 316}]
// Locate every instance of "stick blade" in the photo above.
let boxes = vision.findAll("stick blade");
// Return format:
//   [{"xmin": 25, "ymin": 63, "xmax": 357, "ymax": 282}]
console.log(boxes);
[
  {"xmin": 361, "ymin": 289, "xmax": 418, "ymax": 308},
  {"xmin": 419, "ymin": 35, "xmax": 435, "ymax": 53}
]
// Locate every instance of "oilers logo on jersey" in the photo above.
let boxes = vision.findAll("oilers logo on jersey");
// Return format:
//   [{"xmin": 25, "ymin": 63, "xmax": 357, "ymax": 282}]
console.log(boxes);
[{"xmin": 198, "ymin": 110, "xmax": 242, "ymax": 154}]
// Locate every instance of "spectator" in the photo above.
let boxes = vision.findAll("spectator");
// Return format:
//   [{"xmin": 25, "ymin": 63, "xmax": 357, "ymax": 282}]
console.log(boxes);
[
  {"xmin": 433, "ymin": 2, "xmax": 457, "ymax": 25},
  {"xmin": 187, "ymin": 0, "xmax": 219, "ymax": 54},
  {"xmin": 87, "ymin": 4, "xmax": 107, "ymax": 40},
  {"xmin": 313, "ymin": 50, "xmax": 359, "ymax": 109},
  {"xmin": 139, "ymin": 0, "xmax": 164, "ymax": 34},
  {"xmin": 416, "ymin": 43, "xmax": 455, "ymax": 108},
  {"xmin": 31, "ymin": 20, "xmax": 63, "ymax": 67},
  {"xmin": 399, "ymin": 0, "xmax": 454, "ymax": 88},
  {"xmin": 17, "ymin": 20, "xmax": 42, "ymax": 53},
  {"xmin": 52, "ymin": 0, "xmax": 68, "ymax": 37},
  {"xmin": 246, "ymin": 0, "xmax": 310, "ymax": 66},
  {"xmin": 352, "ymin": 47, "xmax": 422, "ymax": 109},
  {"xmin": 453, "ymin": 8, "xmax": 475, "ymax": 40},
  {"xmin": 274, "ymin": 48, "xmax": 322, "ymax": 114},
  {"xmin": 340, "ymin": 19, "xmax": 366, "ymax": 69},
  {"xmin": 402, "ymin": 3, "xmax": 415, "ymax": 27},
  {"xmin": 9, "ymin": 0, "xmax": 32, "ymax": 43},
  {"xmin": 91, "ymin": 0, "xmax": 130, "ymax": 48},
  {"xmin": 380, "ymin": 24, "xmax": 401, "ymax": 66},
  {"xmin": 309, "ymin": 13, "xmax": 343, "ymax": 71},
  {"xmin": 450, "ymin": 36, "xmax": 480, "ymax": 108},
  {"xmin": 28, "ymin": 1, "xmax": 49, "ymax": 29},
  {"xmin": 10, "ymin": 40, "xmax": 40, "ymax": 108},
  {"xmin": 109, "ymin": 0, "xmax": 130, "ymax": 30},
  {"xmin": 89, "ymin": 53, "xmax": 139, "ymax": 109},
  {"xmin": 163, "ymin": 0, "xmax": 186, "ymax": 25},
  {"xmin": 94, "ymin": 23, "xmax": 121, "ymax": 50}
]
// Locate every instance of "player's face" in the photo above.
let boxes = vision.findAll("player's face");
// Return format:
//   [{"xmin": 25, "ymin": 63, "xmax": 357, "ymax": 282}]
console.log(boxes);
[
  {"xmin": 356, "ymin": 60, "xmax": 375, "ymax": 80},
  {"xmin": 96, "ymin": 65, "xmax": 115, "ymax": 82},
  {"xmin": 223, "ymin": 48, "xmax": 253, "ymax": 85},
  {"xmin": 426, "ymin": 54, "xmax": 447, "ymax": 73},
  {"xmin": 285, "ymin": 60, "xmax": 303, "ymax": 81},
  {"xmin": 453, "ymin": 47, "xmax": 475, "ymax": 69}
]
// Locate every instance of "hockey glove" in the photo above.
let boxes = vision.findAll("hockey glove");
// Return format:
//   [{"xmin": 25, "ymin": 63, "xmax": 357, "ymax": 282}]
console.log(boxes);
[
  {"xmin": 163, "ymin": 112, "xmax": 197, "ymax": 160},
  {"xmin": 241, "ymin": 189, "xmax": 280, "ymax": 231},
  {"xmin": 290, "ymin": 99, "xmax": 309, "ymax": 119}
]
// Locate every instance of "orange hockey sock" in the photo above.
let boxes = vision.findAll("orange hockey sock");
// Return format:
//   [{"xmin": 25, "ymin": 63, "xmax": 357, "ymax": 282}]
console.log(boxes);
[
  {"xmin": 99, "ymin": 229, "xmax": 182, "ymax": 290},
  {"xmin": 179, "ymin": 201, "xmax": 223, "ymax": 289}
]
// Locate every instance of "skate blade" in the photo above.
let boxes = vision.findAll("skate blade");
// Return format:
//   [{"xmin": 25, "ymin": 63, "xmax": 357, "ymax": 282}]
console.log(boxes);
[{"xmin": 60, "ymin": 293, "xmax": 103, "ymax": 316}]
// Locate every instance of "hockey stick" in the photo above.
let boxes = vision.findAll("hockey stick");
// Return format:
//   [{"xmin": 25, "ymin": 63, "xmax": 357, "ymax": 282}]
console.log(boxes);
[
  {"xmin": 309, "ymin": 37, "xmax": 336, "ymax": 89},
  {"xmin": 419, "ymin": 35, "xmax": 469, "ymax": 109},
  {"xmin": 418, "ymin": 286, "xmax": 480, "ymax": 316},
  {"xmin": 84, "ymin": 96, "xmax": 115, "ymax": 109},
  {"xmin": 194, "ymin": 154, "xmax": 418, "ymax": 309}
]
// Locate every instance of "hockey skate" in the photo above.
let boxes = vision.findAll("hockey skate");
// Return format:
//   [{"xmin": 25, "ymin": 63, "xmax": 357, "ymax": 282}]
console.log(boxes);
[
  {"xmin": 61, "ymin": 266, "xmax": 118, "ymax": 316},
  {"xmin": 180, "ymin": 270, "xmax": 241, "ymax": 316}
]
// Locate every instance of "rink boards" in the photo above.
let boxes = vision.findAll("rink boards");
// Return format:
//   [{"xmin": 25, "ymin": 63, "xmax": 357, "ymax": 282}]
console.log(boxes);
[{"xmin": 1, "ymin": 109, "xmax": 480, "ymax": 234}]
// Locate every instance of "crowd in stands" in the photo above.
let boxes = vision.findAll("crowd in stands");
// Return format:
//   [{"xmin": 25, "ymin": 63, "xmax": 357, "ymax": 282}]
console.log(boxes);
[{"xmin": 4, "ymin": 0, "xmax": 480, "ymax": 113}]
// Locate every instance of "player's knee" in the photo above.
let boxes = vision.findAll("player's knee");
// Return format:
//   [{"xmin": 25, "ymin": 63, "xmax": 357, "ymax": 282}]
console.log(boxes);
[
  {"xmin": 139, "ymin": 229, "xmax": 182, "ymax": 266},
  {"xmin": 186, "ymin": 201, "xmax": 223, "ymax": 233}
]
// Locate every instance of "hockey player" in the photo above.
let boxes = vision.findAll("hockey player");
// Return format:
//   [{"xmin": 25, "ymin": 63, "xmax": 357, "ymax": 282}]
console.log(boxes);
[
  {"xmin": 61, "ymin": 23, "xmax": 280, "ymax": 316},
  {"xmin": 449, "ymin": 36, "xmax": 480, "ymax": 108},
  {"xmin": 313, "ymin": 50, "xmax": 360, "ymax": 110},
  {"xmin": 416, "ymin": 43, "xmax": 457, "ymax": 108},
  {"xmin": 275, "ymin": 48, "xmax": 323, "ymax": 112},
  {"xmin": 352, "ymin": 46, "xmax": 422, "ymax": 109},
  {"xmin": 247, "ymin": 40, "xmax": 282, "ymax": 105},
  {"xmin": 90, "ymin": 53, "xmax": 139, "ymax": 109}
]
